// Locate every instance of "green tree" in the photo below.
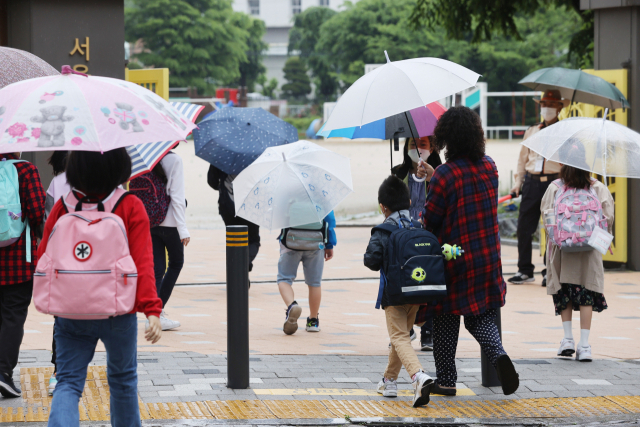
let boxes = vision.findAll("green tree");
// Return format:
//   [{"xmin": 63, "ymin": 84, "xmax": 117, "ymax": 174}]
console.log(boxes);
[
  {"xmin": 281, "ymin": 57, "xmax": 311, "ymax": 101},
  {"xmin": 125, "ymin": 0, "xmax": 250, "ymax": 94},
  {"xmin": 409, "ymin": 0, "xmax": 593, "ymax": 68},
  {"xmin": 289, "ymin": 7, "xmax": 339, "ymax": 102},
  {"xmin": 314, "ymin": 0, "xmax": 581, "ymax": 125},
  {"xmin": 230, "ymin": 14, "xmax": 268, "ymax": 92},
  {"xmin": 257, "ymin": 74, "xmax": 279, "ymax": 99}
]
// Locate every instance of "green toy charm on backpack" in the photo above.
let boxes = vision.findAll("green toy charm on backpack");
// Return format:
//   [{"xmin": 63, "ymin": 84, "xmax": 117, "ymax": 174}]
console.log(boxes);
[{"xmin": 0, "ymin": 159, "xmax": 31, "ymax": 262}]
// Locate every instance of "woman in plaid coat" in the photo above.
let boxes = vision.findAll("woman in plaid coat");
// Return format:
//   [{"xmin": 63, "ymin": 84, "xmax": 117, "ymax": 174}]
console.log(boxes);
[{"xmin": 416, "ymin": 107, "xmax": 519, "ymax": 397}]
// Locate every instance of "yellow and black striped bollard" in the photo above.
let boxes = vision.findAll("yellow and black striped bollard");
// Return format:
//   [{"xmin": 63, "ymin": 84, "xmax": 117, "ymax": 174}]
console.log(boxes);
[{"xmin": 226, "ymin": 225, "xmax": 250, "ymax": 389}]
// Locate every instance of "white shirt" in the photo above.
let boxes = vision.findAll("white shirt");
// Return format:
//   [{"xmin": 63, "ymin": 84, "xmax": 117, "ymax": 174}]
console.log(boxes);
[{"xmin": 158, "ymin": 152, "xmax": 190, "ymax": 239}]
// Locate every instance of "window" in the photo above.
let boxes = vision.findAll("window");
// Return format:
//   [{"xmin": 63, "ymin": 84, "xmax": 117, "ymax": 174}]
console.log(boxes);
[
  {"xmin": 249, "ymin": 0, "xmax": 259, "ymax": 15},
  {"xmin": 292, "ymin": 0, "xmax": 301, "ymax": 15},
  {"xmin": 319, "ymin": 0, "xmax": 329, "ymax": 5}
]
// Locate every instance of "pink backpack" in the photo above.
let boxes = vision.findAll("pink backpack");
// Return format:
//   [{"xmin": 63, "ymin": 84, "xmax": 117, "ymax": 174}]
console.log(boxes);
[
  {"xmin": 33, "ymin": 189, "xmax": 138, "ymax": 319},
  {"xmin": 546, "ymin": 179, "xmax": 608, "ymax": 252}
]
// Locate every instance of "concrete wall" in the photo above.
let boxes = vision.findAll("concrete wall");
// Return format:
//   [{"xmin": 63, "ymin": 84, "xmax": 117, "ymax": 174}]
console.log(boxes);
[
  {"xmin": 2, "ymin": 0, "xmax": 125, "ymax": 190},
  {"xmin": 587, "ymin": 4, "xmax": 640, "ymax": 268}
]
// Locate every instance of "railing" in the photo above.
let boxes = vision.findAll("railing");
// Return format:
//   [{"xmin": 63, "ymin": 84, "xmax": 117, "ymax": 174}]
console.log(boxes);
[{"xmin": 485, "ymin": 126, "xmax": 530, "ymax": 140}]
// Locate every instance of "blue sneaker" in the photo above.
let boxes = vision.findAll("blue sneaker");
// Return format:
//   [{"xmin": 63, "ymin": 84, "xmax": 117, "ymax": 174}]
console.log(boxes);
[
  {"xmin": 283, "ymin": 301, "xmax": 301, "ymax": 335},
  {"xmin": 306, "ymin": 316, "xmax": 320, "ymax": 332}
]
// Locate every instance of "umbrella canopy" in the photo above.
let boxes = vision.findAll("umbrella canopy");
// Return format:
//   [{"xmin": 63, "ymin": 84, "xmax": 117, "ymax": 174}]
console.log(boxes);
[
  {"xmin": 232, "ymin": 140, "xmax": 353, "ymax": 230},
  {"xmin": 318, "ymin": 101, "xmax": 446, "ymax": 139},
  {"xmin": 0, "ymin": 47, "xmax": 58, "ymax": 89},
  {"xmin": 322, "ymin": 54, "xmax": 480, "ymax": 133},
  {"xmin": 193, "ymin": 107, "xmax": 298, "ymax": 175},
  {"xmin": 127, "ymin": 101, "xmax": 204, "ymax": 179},
  {"xmin": 519, "ymin": 68, "xmax": 630, "ymax": 110},
  {"xmin": 0, "ymin": 66, "xmax": 196, "ymax": 153},
  {"xmin": 521, "ymin": 116, "xmax": 640, "ymax": 180}
]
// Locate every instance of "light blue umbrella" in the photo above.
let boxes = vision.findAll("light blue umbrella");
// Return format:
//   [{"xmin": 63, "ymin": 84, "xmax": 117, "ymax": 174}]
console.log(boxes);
[{"xmin": 193, "ymin": 108, "xmax": 298, "ymax": 175}]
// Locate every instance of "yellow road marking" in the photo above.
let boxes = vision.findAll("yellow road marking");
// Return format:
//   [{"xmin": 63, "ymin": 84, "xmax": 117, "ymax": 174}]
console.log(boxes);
[
  {"xmin": 5, "ymin": 367, "xmax": 640, "ymax": 422},
  {"xmin": 253, "ymin": 388, "xmax": 475, "ymax": 396}
]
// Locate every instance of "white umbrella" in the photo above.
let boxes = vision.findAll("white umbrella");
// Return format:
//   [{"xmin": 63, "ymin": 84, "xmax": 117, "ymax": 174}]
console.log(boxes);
[
  {"xmin": 232, "ymin": 141, "xmax": 353, "ymax": 230},
  {"xmin": 521, "ymin": 113, "xmax": 640, "ymax": 181},
  {"xmin": 322, "ymin": 52, "xmax": 481, "ymax": 132}
]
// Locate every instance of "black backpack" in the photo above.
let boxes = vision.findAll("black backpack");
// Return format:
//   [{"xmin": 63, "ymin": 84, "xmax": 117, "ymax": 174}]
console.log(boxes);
[{"xmin": 373, "ymin": 219, "xmax": 447, "ymax": 308}]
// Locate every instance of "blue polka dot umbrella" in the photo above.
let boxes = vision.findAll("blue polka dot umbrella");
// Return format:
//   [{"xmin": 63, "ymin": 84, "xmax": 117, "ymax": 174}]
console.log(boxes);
[{"xmin": 193, "ymin": 108, "xmax": 298, "ymax": 175}]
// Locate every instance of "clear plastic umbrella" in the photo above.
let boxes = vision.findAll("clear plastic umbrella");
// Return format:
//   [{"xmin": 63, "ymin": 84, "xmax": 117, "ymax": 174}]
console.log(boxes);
[
  {"xmin": 521, "ymin": 111, "xmax": 640, "ymax": 181},
  {"xmin": 232, "ymin": 140, "xmax": 353, "ymax": 230}
]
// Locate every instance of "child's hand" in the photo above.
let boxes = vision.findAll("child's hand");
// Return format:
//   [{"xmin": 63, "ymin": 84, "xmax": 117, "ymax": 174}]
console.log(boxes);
[
  {"xmin": 145, "ymin": 316, "xmax": 162, "ymax": 344},
  {"xmin": 324, "ymin": 248, "xmax": 334, "ymax": 261}
]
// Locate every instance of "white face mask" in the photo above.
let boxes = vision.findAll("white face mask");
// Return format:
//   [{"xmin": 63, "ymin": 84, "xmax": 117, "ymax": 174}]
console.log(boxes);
[
  {"xmin": 541, "ymin": 107, "xmax": 558, "ymax": 122},
  {"xmin": 408, "ymin": 148, "xmax": 430, "ymax": 163}
]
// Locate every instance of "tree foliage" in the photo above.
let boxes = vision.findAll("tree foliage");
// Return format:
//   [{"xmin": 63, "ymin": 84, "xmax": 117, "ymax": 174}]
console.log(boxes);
[
  {"xmin": 125, "ymin": 0, "xmax": 262, "ymax": 94},
  {"xmin": 313, "ymin": 0, "xmax": 581, "ymax": 125},
  {"xmin": 409, "ymin": 0, "xmax": 593, "ymax": 68},
  {"xmin": 257, "ymin": 74, "xmax": 279, "ymax": 99},
  {"xmin": 281, "ymin": 57, "xmax": 311, "ymax": 101},
  {"xmin": 231, "ymin": 13, "xmax": 268, "ymax": 92},
  {"xmin": 288, "ymin": 7, "xmax": 339, "ymax": 102}
]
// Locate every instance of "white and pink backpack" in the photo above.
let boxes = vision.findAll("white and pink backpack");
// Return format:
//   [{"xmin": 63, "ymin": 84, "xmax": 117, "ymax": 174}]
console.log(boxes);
[
  {"xmin": 33, "ymin": 189, "xmax": 138, "ymax": 319},
  {"xmin": 545, "ymin": 179, "xmax": 608, "ymax": 252}
]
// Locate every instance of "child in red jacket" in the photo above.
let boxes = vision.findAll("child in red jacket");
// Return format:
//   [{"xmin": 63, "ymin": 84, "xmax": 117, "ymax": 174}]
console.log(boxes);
[{"xmin": 39, "ymin": 148, "xmax": 162, "ymax": 427}]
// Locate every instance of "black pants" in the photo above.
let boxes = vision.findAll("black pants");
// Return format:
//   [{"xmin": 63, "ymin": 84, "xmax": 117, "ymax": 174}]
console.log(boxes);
[
  {"xmin": 151, "ymin": 227, "xmax": 184, "ymax": 307},
  {"xmin": 517, "ymin": 174, "xmax": 553, "ymax": 276},
  {"xmin": 420, "ymin": 316, "xmax": 433, "ymax": 338},
  {"xmin": 0, "ymin": 280, "xmax": 33, "ymax": 377},
  {"xmin": 433, "ymin": 309, "xmax": 506, "ymax": 387},
  {"xmin": 220, "ymin": 211, "xmax": 260, "ymax": 271}
]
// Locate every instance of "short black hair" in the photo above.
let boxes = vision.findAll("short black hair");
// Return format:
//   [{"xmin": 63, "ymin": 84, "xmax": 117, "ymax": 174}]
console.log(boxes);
[
  {"xmin": 378, "ymin": 175, "xmax": 410, "ymax": 213},
  {"xmin": 66, "ymin": 148, "xmax": 132, "ymax": 195},
  {"xmin": 47, "ymin": 151, "xmax": 68, "ymax": 176},
  {"xmin": 432, "ymin": 106, "xmax": 486, "ymax": 162}
]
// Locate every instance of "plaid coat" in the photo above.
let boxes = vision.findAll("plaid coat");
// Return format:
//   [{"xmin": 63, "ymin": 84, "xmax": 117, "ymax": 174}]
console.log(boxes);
[
  {"xmin": 416, "ymin": 155, "xmax": 506, "ymax": 319},
  {"xmin": 0, "ymin": 154, "xmax": 46, "ymax": 285}
]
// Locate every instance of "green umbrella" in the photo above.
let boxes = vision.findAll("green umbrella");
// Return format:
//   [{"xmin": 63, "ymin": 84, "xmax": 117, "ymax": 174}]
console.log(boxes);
[{"xmin": 519, "ymin": 67, "xmax": 630, "ymax": 110}]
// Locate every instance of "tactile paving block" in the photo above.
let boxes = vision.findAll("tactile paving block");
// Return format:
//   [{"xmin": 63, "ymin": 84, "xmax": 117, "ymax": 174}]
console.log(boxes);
[
  {"xmin": 263, "ymin": 399, "xmax": 336, "ymax": 419},
  {"xmin": 205, "ymin": 400, "xmax": 275, "ymax": 419},
  {"xmin": 607, "ymin": 395, "xmax": 640, "ymax": 413}
]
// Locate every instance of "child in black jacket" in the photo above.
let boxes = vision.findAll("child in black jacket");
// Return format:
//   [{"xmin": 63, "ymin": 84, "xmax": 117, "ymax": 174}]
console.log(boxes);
[{"xmin": 364, "ymin": 176, "xmax": 434, "ymax": 408}]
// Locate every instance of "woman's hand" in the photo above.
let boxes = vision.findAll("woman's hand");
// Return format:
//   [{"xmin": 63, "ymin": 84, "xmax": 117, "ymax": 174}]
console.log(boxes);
[
  {"xmin": 415, "ymin": 162, "xmax": 427, "ymax": 179},
  {"xmin": 145, "ymin": 316, "xmax": 162, "ymax": 344},
  {"xmin": 423, "ymin": 162, "xmax": 435, "ymax": 181},
  {"xmin": 181, "ymin": 237, "xmax": 190, "ymax": 247}
]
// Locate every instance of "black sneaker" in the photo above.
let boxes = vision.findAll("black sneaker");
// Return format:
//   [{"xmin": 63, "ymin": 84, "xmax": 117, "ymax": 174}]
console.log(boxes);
[
  {"xmin": 495, "ymin": 354, "xmax": 519, "ymax": 395},
  {"xmin": 283, "ymin": 301, "xmax": 302, "ymax": 335},
  {"xmin": 507, "ymin": 272, "xmax": 535, "ymax": 284},
  {"xmin": 306, "ymin": 316, "xmax": 320, "ymax": 332},
  {"xmin": 0, "ymin": 372, "xmax": 21, "ymax": 398},
  {"xmin": 420, "ymin": 333, "xmax": 433, "ymax": 351}
]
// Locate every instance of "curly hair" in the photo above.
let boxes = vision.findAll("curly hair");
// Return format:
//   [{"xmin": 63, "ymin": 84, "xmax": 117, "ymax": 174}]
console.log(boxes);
[{"xmin": 431, "ymin": 106, "xmax": 486, "ymax": 162}]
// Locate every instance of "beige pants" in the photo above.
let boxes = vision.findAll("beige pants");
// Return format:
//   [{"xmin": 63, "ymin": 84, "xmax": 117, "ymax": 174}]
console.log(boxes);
[{"xmin": 383, "ymin": 304, "xmax": 422, "ymax": 380}]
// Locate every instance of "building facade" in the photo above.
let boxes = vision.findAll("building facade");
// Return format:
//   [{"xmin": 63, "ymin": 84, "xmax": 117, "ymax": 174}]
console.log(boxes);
[{"xmin": 232, "ymin": 0, "xmax": 357, "ymax": 96}]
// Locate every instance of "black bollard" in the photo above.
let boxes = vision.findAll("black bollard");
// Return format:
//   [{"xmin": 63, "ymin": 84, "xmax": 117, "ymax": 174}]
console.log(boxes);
[
  {"xmin": 481, "ymin": 307, "xmax": 502, "ymax": 387},
  {"xmin": 226, "ymin": 225, "xmax": 250, "ymax": 389}
]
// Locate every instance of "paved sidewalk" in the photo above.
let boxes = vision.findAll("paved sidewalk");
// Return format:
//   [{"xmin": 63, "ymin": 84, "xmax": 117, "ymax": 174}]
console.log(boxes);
[{"xmin": 2, "ymin": 350, "xmax": 640, "ymax": 423}]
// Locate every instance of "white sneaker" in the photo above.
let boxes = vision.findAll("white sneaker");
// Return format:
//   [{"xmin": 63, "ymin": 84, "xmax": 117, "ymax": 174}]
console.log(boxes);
[
  {"xmin": 376, "ymin": 378, "xmax": 398, "ymax": 397},
  {"xmin": 576, "ymin": 345, "xmax": 592, "ymax": 362},
  {"xmin": 557, "ymin": 338, "xmax": 575, "ymax": 357},
  {"xmin": 412, "ymin": 371, "xmax": 434, "ymax": 408},
  {"xmin": 47, "ymin": 375, "xmax": 57, "ymax": 396},
  {"xmin": 160, "ymin": 310, "xmax": 181, "ymax": 331}
]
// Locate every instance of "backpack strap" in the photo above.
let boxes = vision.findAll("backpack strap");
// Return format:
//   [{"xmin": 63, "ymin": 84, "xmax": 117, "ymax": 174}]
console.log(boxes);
[
  {"xmin": 372, "ymin": 223, "xmax": 397, "ymax": 236},
  {"xmin": 110, "ymin": 191, "xmax": 133, "ymax": 214}
]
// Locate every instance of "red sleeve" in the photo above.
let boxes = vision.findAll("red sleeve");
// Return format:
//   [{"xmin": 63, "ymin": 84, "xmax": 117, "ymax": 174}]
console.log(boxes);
[{"xmin": 115, "ymin": 195, "xmax": 163, "ymax": 318}]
